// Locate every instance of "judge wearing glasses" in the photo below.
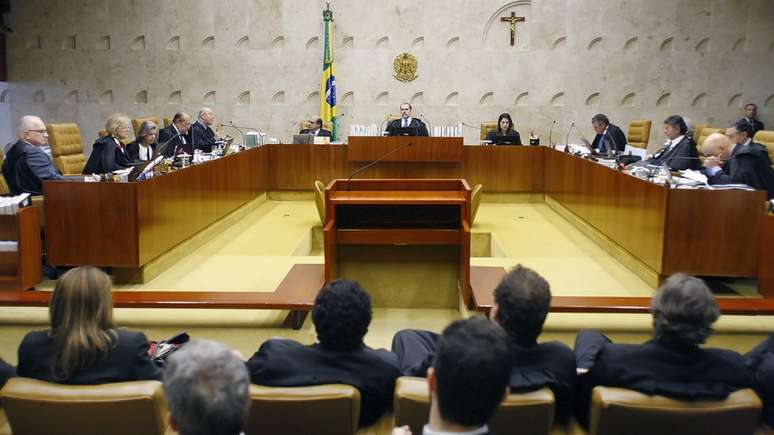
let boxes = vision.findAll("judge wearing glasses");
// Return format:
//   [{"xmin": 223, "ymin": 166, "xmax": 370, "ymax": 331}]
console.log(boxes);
[{"xmin": 1, "ymin": 115, "xmax": 65, "ymax": 195}]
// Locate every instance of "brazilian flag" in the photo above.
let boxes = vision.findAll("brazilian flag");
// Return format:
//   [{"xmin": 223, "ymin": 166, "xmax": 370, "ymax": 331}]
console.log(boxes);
[{"xmin": 320, "ymin": 3, "xmax": 337, "ymax": 141}]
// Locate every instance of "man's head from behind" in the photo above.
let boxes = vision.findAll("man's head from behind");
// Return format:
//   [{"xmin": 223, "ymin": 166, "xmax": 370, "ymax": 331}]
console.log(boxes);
[
  {"xmin": 702, "ymin": 133, "xmax": 733, "ymax": 160},
  {"xmin": 651, "ymin": 274, "xmax": 719, "ymax": 350},
  {"xmin": 17, "ymin": 115, "xmax": 48, "ymax": 146},
  {"xmin": 163, "ymin": 340, "xmax": 250, "ymax": 435},
  {"xmin": 312, "ymin": 279, "xmax": 372, "ymax": 351},
  {"xmin": 491, "ymin": 264, "xmax": 551, "ymax": 345},
  {"xmin": 429, "ymin": 317, "xmax": 511, "ymax": 430}
]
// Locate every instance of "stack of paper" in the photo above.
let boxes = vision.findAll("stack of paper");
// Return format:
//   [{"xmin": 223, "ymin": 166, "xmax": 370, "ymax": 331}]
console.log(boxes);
[{"xmin": 0, "ymin": 193, "xmax": 31, "ymax": 215}]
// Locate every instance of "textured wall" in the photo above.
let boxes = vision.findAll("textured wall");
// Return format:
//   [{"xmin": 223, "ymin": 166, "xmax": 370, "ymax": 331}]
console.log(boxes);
[{"xmin": 2, "ymin": 0, "xmax": 774, "ymax": 153}]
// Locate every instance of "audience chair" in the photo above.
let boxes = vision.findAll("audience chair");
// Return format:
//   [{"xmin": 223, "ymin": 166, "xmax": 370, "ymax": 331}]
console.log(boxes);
[
  {"xmin": 46, "ymin": 123, "xmax": 86, "ymax": 175},
  {"xmin": 471, "ymin": 183, "xmax": 483, "ymax": 225},
  {"xmin": 246, "ymin": 384, "xmax": 360, "ymax": 435},
  {"xmin": 693, "ymin": 123, "xmax": 710, "ymax": 141},
  {"xmin": 626, "ymin": 120, "xmax": 652, "ymax": 149},
  {"xmin": 314, "ymin": 180, "xmax": 326, "ymax": 225},
  {"xmin": 0, "ymin": 377, "xmax": 169, "ymax": 435},
  {"xmin": 163, "ymin": 117, "xmax": 173, "ymax": 128},
  {"xmin": 754, "ymin": 130, "xmax": 774, "ymax": 168},
  {"xmin": 588, "ymin": 386, "xmax": 762, "ymax": 435},
  {"xmin": 696, "ymin": 127, "xmax": 725, "ymax": 155},
  {"xmin": 0, "ymin": 152, "xmax": 9, "ymax": 194},
  {"xmin": 480, "ymin": 122, "xmax": 497, "ymax": 141},
  {"xmin": 132, "ymin": 116, "xmax": 161, "ymax": 136},
  {"xmin": 394, "ymin": 376, "xmax": 556, "ymax": 435}
]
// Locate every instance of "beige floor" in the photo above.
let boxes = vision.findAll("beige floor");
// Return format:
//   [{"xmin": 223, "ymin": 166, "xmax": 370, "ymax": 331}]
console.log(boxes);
[{"xmin": 1, "ymin": 199, "xmax": 772, "ymax": 364}]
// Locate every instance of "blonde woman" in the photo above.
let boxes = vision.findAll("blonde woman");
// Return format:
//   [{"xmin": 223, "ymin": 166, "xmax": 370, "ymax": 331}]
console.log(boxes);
[
  {"xmin": 16, "ymin": 266, "xmax": 160, "ymax": 383},
  {"xmin": 83, "ymin": 113, "xmax": 135, "ymax": 174}
]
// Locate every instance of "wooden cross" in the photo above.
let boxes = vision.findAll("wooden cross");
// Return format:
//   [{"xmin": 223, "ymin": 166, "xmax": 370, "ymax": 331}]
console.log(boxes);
[{"xmin": 500, "ymin": 12, "xmax": 526, "ymax": 46}]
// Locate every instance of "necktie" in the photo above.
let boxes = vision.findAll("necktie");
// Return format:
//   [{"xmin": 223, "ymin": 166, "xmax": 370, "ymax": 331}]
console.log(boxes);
[
  {"xmin": 402, "ymin": 119, "xmax": 407, "ymax": 128},
  {"xmin": 599, "ymin": 133, "xmax": 606, "ymax": 153}
]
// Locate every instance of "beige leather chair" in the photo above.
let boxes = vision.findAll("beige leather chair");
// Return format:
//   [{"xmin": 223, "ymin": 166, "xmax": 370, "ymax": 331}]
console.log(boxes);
[
  {"xmin": 693, "ymin": 123, "xmax": 710, "ymax": 142},
  {"xmin": 480, "ymin": 122, "xmax": 497, "ymax": 141},
  {"xmin": 626, "ymin": 120, "xmax": 652, "ymax": 149},
  {"xmin": 588, "ymin": 386, "xmax": 762, "ymax": 435},
  {"xmin": 471, "ymin": 183, "xmax": 483, "ymax": 225},
  {"xmin": 394, "ymin": 377, "xmax": 555, "ymax": 435},
  {"xmin": 46, "ymin": 123, "xmax": 86, "ymax": 175},
  {"xmin": 697, "ymin": 127, "xmax": 725, "ymax": 155},
  {"xmin": 314, "ymin": 180, "xmax": 326, "ymax": 225},
  {"xmin": 754, "ymin": 130, "xmax": 774, "ymax": 168},
  {"xmin": 0, "ymin": 152, "xmax": 9, "ymax": 194},
  {"xmin": 246, "ymin": 384, "xmax": 360, "ymax": 435},
  {"xmin": 132, "ymin": 116, "xmax": 161, "ymax": 136},
  {"xmin": 0, "ymin": 377, "xmax": 169, "ymax": 435},
  {"xmin": 163, "ymin": 117, "xmax": 173, "ymax": 128}
]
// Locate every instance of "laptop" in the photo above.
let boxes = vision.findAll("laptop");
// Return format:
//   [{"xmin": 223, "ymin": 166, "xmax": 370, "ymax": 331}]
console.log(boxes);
[
  {"xmin": 492, "ymin": 136, "xmax": 519, "ymax": 145},
  {"xmin": 293, "ymin": 134, "xmax": 315, "ymax": 144}
]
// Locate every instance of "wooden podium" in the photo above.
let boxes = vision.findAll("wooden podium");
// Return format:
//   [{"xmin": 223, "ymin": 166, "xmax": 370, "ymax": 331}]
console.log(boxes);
[
  {"xmin": 323, "ymin": 179, "xmax": 473, "ymax": 307},
  {"xmin": 347, "ymin": 136, "xmax": 463, "ymax": 162}
]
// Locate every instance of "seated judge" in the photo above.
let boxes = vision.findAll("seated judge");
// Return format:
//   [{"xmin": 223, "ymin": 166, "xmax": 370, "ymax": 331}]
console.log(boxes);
[
  {"xmin": 83, "ymin": 113, "xmax": 135, "ymax": 174},
  {"xmin": 702, "ymin": 130, "xmax": 774, "ymax": 202},
  {"xmin": 392, "ymin": 265, "xmax": 578, "ymax": 423},
  {"xmin": 17, "ymin": 266, "xmax": 161, "ymax": 384},
  {"xmin": 187, "ymin": 107, "xmax": 221, "ymax": 153},
  {"xmin": 725, "ymin": 122, "xmax": 772, "ymax": 166},
  {"xmin": 2, "ymin": 115, "xmax": 65, "ymax": 195},
  {"xmin": 126, "ymin": 121, "xmax": 158, "ymax": 162},
  {"xmin": 157, "ymin": 112, "xmax": 192, "ymax": 157},
  {"xmin": 738, "ymin": 103, "xmax": 765, "ymax": 136},
  {"xmin": 386, "ymin": 102, "xmax": 429, "ymax": 136},
  {"xmin": 574, "ymin": 274, "xmax": 752, "ymax": 428},
  {"xmin": 246, "ymin": 279, "xmax": 400, "ymax": 427},
  {"xmin": 590, "ymin": 113, "xmax": 627, "ymax": 154},
  {"xmin": 641, "ymin": 115, "xmax": 699, "ymax": 170},
  {"xmin": 299, "ymin": 117, "xmax": 332, "ymax": 137},
  {"xmin": 486, "ymin": 113, "xmax": 522, "ymax": 145}
]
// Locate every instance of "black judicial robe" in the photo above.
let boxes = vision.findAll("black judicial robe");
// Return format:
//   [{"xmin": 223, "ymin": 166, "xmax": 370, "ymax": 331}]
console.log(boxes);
[
  {"xmin": 592, "ymin": 123, "xmax": 627, "ymax": 154},
  {"xmin": 245, "ymin": 338, "xmax": 400, "ymax": 427},
  {"xmin": 738, "ymin": 118, "xmax": 765, "ymax": 137},
  {"xmin": 125, "ymin": 139, "xmax": 156, "ymax": 162},
  {"xmin": 486, "ymin": 130, "xmax": 522, "ymax": 145},
  {"xmin": 745, "ymin": 335, "xmax": 774, "ymax": 428},
  {"xmin": 186, "ymin": 121, "xmax": 217, "ymax": 152},
  {"xmin": 157, "ymin": 125, "xmax": 189, "ymax": 157},
  {"xmin": 0, "ymin": 357, "xmax": 14, "ymax": 388},
  {"xmin": 83, "ymin": 136, "xmax": 134, "ymax": 174},
  {"xmin": 386, "ymin": 118, "xmax": 429, "ymax": 137},
  {"xmin": 646, "ymin": 136, "xmax": 700, "ymax": 171},
  {"xmin": 708, "ymin": 145, "xmax": 774, "ymax": 200}
]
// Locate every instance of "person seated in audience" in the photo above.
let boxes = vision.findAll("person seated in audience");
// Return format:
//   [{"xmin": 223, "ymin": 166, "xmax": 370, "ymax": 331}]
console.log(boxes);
[
  {"xmin": 158, "ymin": 112, "xmax": 193, "ymax": 157},
  {"xmin": 485, "ymin": 113, "xmax": 522, "ymax": 145},
  {"xmin": 0, "ymin": 357, "xmax": 14, "ymax": 388},
  {"xmin": 640, "ymin": 115, "xmax": 699, "ymax": 170},
  {"xmin": 245, "ymin": 279, "xmax": 400, "ymax": 427},
  {"xmin": 392, "ymin": 317, "xmax": 511, "ymax": 435},
  {"xmin": 392, "ymin": 265, "xmax": 578, "ymax": 423},
  {"xmin": 739, "ymin": 103, "xmax": 765, "ymax": 136},
  {"xmin": 745, "ymin": 334, "xmax": 774, "ymax": 428},
  {"xmin": 386, "ymin": 102, "xmax": 429, "ymax": 136},
  {"xmin": 83, "ymin": 113, "xmax": 135, "ymax": 174},
  {"xmin": 300, "ymin": 117, "xmax": 332, "ymax": 137},
  {"xmin": 187, "ymin": 107, "xmax": 221, "ymax": 152},
  {"xmin": 590, "ymin": 113, "xmax": 627, "ymax": 154},
  {"xmin": 574, "ymin": 274, "xmax": 752, "ymax": 428},
  {"xmin": 164, "ymin": 340, "xmax": 250, "ymax": 435},
  {"xmin": 702, "ymin": 130, "xmax": 774, "ymax": 202},
  {"xmin": 126, "ymin": 121, "xmax": 158, "ymax": 162},
  {"xmin": 2, "ymin": 115, "xmax": 65, "ymax": 195},
  {"xmin": 16, "ymin": 266, "xmax": 161, "ymax": 383}
]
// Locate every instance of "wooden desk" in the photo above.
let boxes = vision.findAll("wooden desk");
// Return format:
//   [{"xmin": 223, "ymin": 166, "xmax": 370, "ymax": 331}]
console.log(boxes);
[{"xmin": 347, "ymin": 137, "xmax": 463, "ymax": 162}]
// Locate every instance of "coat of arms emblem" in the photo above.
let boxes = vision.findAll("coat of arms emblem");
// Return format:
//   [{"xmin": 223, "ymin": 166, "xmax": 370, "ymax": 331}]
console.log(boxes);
[{"xmin": 393, "ymin": 52, "xmax": 418, "ymax": 82}]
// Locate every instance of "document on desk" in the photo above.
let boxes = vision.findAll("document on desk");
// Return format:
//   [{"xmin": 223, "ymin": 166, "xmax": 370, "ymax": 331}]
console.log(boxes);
[{"xmin": 680, "ymin": 169, "xmax": 708, "ymax": 184}]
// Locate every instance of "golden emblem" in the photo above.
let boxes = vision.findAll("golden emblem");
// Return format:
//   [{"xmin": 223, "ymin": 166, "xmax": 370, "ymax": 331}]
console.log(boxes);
[{"xmin": 393, "ymin": 52, "xmax": 418, "ymax": 82}]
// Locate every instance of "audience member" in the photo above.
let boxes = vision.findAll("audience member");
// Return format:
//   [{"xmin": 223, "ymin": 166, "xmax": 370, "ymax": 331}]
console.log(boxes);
[
  {"xmin": 126, "ymin": 120, "xmax": 158, "ymax": 162},
  {"xmin": 574, "ymin": 274, "xmax": 752, "ymax": 427},
  {"xmin": 2, "ymin": 115, "xmax": 65, "ymax": 195},
  {"xmin": 739, "ymin": 103, "xmax": 765, "ymax": 136},
  {"xmin": 392, "ymin": 265, "xmax": 577, "ymax": 423},
  {"xmin": 83, "ymin": 113, "xmax": 134, "ymax": 174},
  {"xmin": 187, "ymin": 108, "xmax": 221, "ymax": 152},
  {"xmin": 0, "ymin": 357, "xmax": 14, "ymax": 388},
  {"xmin": 16, "ymin": 266, "xmax": 160, "ymax": 383},
  {"xmin": 246, "ymin": 279, "xmax": 400, "ymax": 427},
  {"xmin": 702, "ymin": 130, "xmax": 774, "ymax": 201},
  {"xmin": 158, "ymin": 112, "xmax": 192, "ymax": 156},
  {"xmin": 164, "ymin": 340, "xmax": 250, "ymax": 435},
  {"xmin": 745, "ymin": 335, "xmax": 774, "ymax": 428}
]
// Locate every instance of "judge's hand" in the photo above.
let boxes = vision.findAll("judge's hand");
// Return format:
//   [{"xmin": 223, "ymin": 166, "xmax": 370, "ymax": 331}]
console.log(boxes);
[
  {"xmin": 703, "ymin": 156, "xmax": 722, "ymax": 169},
  {"xmin": 391, "ymin": 426, "xmax": 412, "ymax": 435}
]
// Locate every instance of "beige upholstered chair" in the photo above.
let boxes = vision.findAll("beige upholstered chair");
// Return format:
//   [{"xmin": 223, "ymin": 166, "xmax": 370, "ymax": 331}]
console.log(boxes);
[
  {"xmin": 132, "ymin": 116, "xmax": 161, "ymax": 136},
  {"xmin": 314, "ymin": 180, "xmax": 326, "ymax": 225},
  {"xmin": 480, "ymin": 122, "xmax": 497, "ymax": 141},
  {"xmin": 626, "ymin": 120, "xmax": 652, "ymax": 149},
  {"xmin": 163, "ymin": 117, "xmax": 173, "ymax": 128},
  {"xmin": 754, "ymin": 130, "xmax": 774, "ymax": 168},
  {"xmin": 693, "ymin": 123, "xmax": 710, "ymax": 142},
  {"xmin": 0, "ymin": 377, "xmax": 169, "ymax": 435},
  {"xmin": 394, "ymin": 376, "xmax": 556, "ymax": 435},
  {"xmin": 246, "ymin": 384, "xmax": 360, "ymax": 435},
  {"xmin": 46, "ymin": 123, "xmax": 86, "ymax": 175},
  {"xmin": 588, "ymin": 386, "xmax": 762, "ymax": 435},
  {"xmin": 0, "ymin": 152, "xmax": 9, "ymax": 194},
  {"xmin": 471, "ymin": 183, "xmax": 483, "ymax": 225},
  {"xmin": 696, "ymin": 127, "xmax": 725, "ymax": 155}
]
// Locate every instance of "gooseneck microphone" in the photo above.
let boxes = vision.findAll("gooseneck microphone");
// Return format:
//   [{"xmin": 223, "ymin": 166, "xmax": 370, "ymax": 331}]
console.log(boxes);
[
  {"xmin": 564, "ymin": 121, "xmax": 576, "ymax": 153},
  {"xmin": 154, "ymin": 133, "xmax": 181, "ymax": 159},
  {"xmin": 346, "ymin": 141, "xmax": 414, "ymax": 191},
  {"xmin": 380, "ymin": 114, "xmax": 393, "ymax": 135},
  {"xmin": 419, "ymin": 114, "xmax": 432, "ymax": 136},
  {"xmin": 547, "ymin": 120, "xmax": 557, "ymax": 147}
]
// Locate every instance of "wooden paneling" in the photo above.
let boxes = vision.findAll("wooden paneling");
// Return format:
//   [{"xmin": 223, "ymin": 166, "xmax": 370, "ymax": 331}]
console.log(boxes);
[
  {"xmin": 462, "ymin": 146, "xmax": 545, "ymax": 192},
  {"xmin": 347, "ymin": 137, "xmax": 463, "ymax": 161}
]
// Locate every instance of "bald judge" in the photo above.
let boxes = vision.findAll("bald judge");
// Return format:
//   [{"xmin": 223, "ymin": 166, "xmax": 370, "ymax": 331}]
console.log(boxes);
[{"xmin": 702, "ymin": 132, "xmax": 774, "ymax": 206}]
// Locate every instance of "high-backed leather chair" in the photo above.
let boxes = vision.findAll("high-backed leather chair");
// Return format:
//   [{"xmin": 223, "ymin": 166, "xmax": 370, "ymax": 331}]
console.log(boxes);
[
  {"xmin": 394, "ymin": 376, "xmax": 555, "ymax": 435},
  {"xmin": 754, "ymin": 130, "xmax": 774, "ymax": 168},
  {"xmin": 693, "ymin": 123, "xmax": 710, "ymax": 142},
  {"xmin": 314, "ymin": 180, "xmax": 326, "ymax": 225},
  {"xmin": 480, "ymin": 122, "xmax": 497, "ymax": 141},
  {"xmin": 246, "ymin": 384, "xmax": 360, "ymax": 435},
  {"xmin": 696, "ymin": 127, "xmax": 725, "ymax": 155},
  {"xmin": 626, "ymin": 120, "xmax": 652, "ymax": 149},
  {"xmin": 588, "ymin": 386, "xmax": 762, "ymax": 435},
  {"xmin": 163, "ymin": 117, "xmax": 173, "ymax": 128},
  {"xmin": 471, "ymin": 183, "xmax": 483, "ymax": 225},
  {"xmin": 132, "ymin": 116, "xmax": 161, "ymax": 136},
  {"xmin": 0, "ymin": 152, "xmax": 9, "ymax": 194},
  {"xmin": 46, "ymin": 123, "xmax": 86, "ymax": 175},
  {"xmin": 0, "ymin": 377, "xmax": 169, "ymax": 435}
]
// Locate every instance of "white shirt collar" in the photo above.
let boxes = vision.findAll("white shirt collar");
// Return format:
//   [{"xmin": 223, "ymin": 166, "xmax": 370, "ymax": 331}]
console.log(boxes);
[
  {"xmin": 422, "ymin": 424, "xmax": 488, "ymax": 435},
  {"xmin": 667, "ymin": 135, "xmax": 684, "ymax": 148}
]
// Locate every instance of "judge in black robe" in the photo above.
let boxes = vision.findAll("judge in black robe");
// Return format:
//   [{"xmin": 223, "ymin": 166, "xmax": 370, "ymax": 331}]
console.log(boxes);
[
  {"xmin": 386, "ymin": 117, "xmax": 429, "ymax": 136},
  {"xmin": 187, "ymin": 119, "xmax": 218, "ymax": 152},
  {"xmin": 591, "ymin": 123, "xmax": 627, "ymax": 154},
  {"xmin": 82, "ymin": 135, "xmax": 134, "ymax": 174},
  {"xmin": 486, "ymin": 113, "xmax": 522, "ymax": 145},
  {"xmin": 157, "ymin": 113, "xmax": 193, "ymax": 157},
  {"xmin": 703, "ymin": 132, "xmax": 774, "ymax": 200}
]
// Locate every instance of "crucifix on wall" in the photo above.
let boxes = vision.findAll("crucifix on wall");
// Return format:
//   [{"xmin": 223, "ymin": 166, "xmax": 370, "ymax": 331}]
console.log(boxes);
[{"xmin": 500, "ymin": 12, "xmax": 526, "ymax": 46}]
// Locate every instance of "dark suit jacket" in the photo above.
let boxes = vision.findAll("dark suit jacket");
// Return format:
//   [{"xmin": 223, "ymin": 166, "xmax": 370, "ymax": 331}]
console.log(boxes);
[
  {"xmin": 299, "ymin": 128, "xmax": 332, "ymax": 137},
  {"xmin": 708, "ymin": 145, "xmax": 774, "ymax": 199},
  {"xmin": 646, "ymin": 136, "xmax": 700, "ymax": 170},
  {"xmin": 738, "ymin": 118, "xmax": 765, "ymax": 136},
  {"xmin": 83, "ymin": 136, "xmax": 134, "ymax": 174},
  {"xmin": 125, "ymin": 139, "xmax": 156, "ymax": 162},
  {"xmin": 486, "ymin": 130, "xmax": 522, "ymax": 145},
  {"xmin": 2, "ymin": 140, "xmax": 64, "ymax": 195},
  {"xmin": 246, "ymin": 338, "xmax": 400, "ymax": 427},
  {"xmin": 0, "ymin": 357, "xmax": 14, "ymax": 388},
  {"xmin": 157, "ymin": 125, "xmax": 189, "ymax": 157},
  {"xmin": 386, "ymin": 118, "xmax": 429, "ymax": 137},
  {"xmin": 745, "ymin": 335, "xmax": 774, "ymax": 428},
  {"xmin": 17, "ymin": 329, "xmax": 161, "ymax": 384},
  {"xmin": 186, "ymin": 121, "xmax": 217, "ymax": 152},
  {"xmin": 592, "ymin": 123, "xmax": 627, "ymax": 154}
]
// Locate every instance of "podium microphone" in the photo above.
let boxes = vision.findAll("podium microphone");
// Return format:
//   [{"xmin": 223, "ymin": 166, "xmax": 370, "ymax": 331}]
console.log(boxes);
[
  {"xmin": 419, "ymin": 114, "xmax": 432, "ymax": 136},
  {"xmin": 154, "ymin": 133, "xmax": 181, "ymax": 159},
  {"xmin": 346, "ymin": 141, "xmax": 414, "ymax": 191},
  {"xmin": 380, "ymin": 114, "xmax": 393, "ymax": 135},
  {"xmin": 564, "ymin": 121, "xmax": 576, "ymax": 153},
  {"xmin": 548, "ymin": 120, "xmax": 556, "ymax": 147}
]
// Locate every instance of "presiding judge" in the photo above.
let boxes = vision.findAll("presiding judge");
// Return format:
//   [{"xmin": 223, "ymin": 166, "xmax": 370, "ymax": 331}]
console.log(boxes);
[{"xmin": 83, "ymin": 113, "xmax": 134, "ymax": 174}]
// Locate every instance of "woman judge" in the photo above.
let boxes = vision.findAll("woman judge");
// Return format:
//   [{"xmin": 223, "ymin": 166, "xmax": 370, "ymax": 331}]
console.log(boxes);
[
  {"xmin": 126, "ymin": 121, "xmax": 158, "ymax": 162},
  {"xmin": 486, "ymin": 113, "xmax": 522, "ymax": 145},
  {"xmin": 83, "ymin": 113, "xmax": 135, "ymax": 174}
]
